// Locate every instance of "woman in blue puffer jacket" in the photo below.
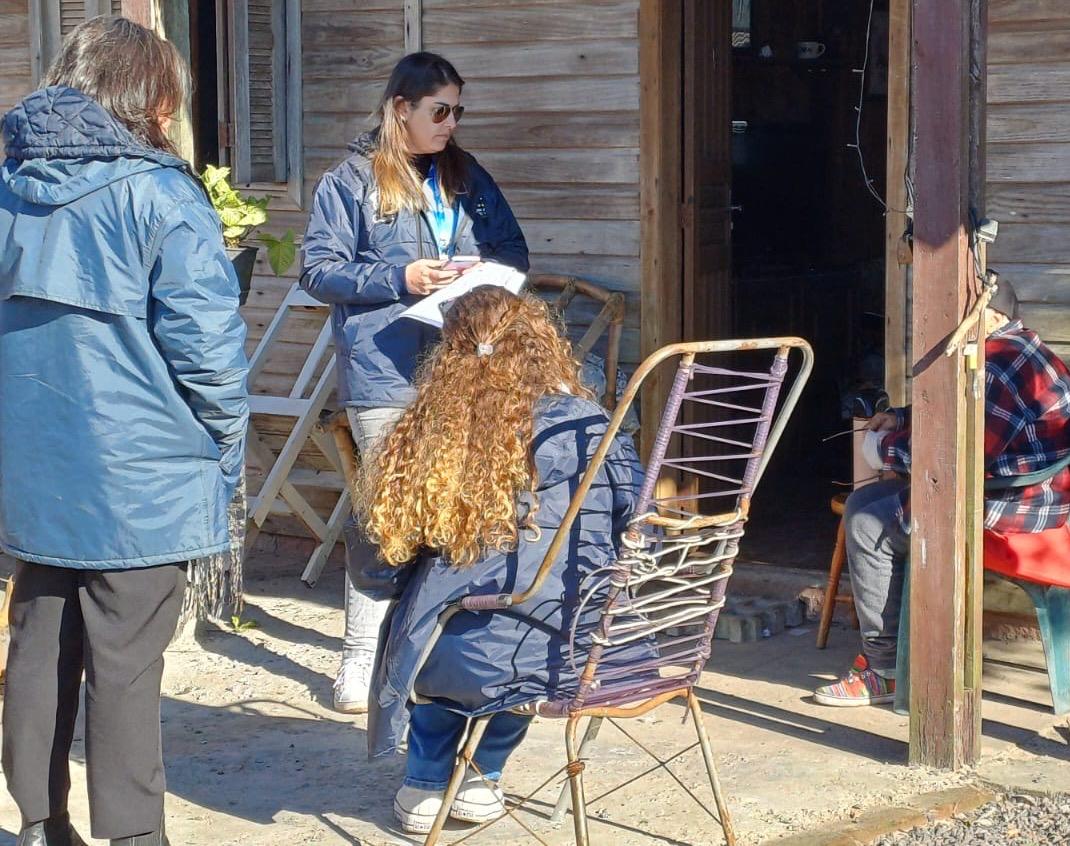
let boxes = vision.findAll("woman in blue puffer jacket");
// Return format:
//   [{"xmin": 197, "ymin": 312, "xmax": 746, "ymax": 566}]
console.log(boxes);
[
  {"xmin": 300, "ymin": 52, "xmax": 529, "ymax": 715},
  {"xmin": 0, "ymin": 18, "xmax": 247, "ymax": 846},
  {"xmin": 352, "ymin": 287, "xmax": 642, "ymax": 834}
]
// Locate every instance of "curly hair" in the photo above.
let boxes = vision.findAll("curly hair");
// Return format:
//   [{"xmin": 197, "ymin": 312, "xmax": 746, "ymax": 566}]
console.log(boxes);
[{"xmin": 362, "ymin": 286, "xmax": 588, "ymax": 568}]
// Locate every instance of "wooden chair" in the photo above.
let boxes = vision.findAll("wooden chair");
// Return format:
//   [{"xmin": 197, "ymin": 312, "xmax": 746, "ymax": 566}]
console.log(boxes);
[
  {"xmin": 528, "ymin": 274, "xmax": 626, "ymax": 409},
  {"xmin": 816, "ymin": 493, "xmax": 858, "ymax": 648},
  {"xmin": 244, "ymin": 282, "xmax": 350, "ymax": 582},
  {"xmin": 413, "ymin": 337, "xmax": 814, "ymax": 846}
]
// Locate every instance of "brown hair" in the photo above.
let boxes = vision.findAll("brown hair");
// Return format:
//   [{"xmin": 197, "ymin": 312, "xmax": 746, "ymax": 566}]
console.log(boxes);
[
  {"xmin": 362, "ymin": 287, "xmax": 589, "ymax": 568},
  {"xmin": 43, "ymin": 16, "xmax": 190, "ymax": 157},
  {"xmin": 372, "ymin": 52, "xmax": 468, "ymax": 218}
]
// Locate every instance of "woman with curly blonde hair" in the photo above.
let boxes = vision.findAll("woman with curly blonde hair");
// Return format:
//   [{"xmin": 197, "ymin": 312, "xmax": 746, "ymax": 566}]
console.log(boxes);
[
  {"xmin": 351, "ymin": 286, "xmax": 642, "ymax": 834},
  {"xmin": 302, "ymin": 51, "xmax": 528, "ymax": 714}
]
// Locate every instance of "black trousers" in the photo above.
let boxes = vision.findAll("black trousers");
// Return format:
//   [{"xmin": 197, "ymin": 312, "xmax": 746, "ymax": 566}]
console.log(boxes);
[{"xmin": 2, "ymin": 561, "xmax": 185, "ymax": 839}]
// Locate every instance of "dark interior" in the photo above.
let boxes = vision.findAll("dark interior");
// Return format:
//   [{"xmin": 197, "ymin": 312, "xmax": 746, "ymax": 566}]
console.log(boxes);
[
  {"xmin": 727, "ymin": 0, "xmax": 890, "ymax": 569},
  {"xmin": 188, "ymin": 0, "xmax": 221, "ymax": 171}
]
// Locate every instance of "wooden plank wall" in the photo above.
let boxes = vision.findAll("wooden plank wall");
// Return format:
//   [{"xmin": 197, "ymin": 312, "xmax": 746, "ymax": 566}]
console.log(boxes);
[
  {"xmin": 0, "ymin": 1, "xmax": 34, "ymax": 113},
  {"xmin": 238, "ymin": 1, "xmax": 406, "ymax": 538},
  {"xmin": 421, "ymin": 0, "xmax": 643, "ymax": 358},
  {"xmin": 987, "ymin": 0, "xmax": 1070, "ymax": 363},
  {"xmin": 244, "ymin": 0, "xmax": 644, "ymax": 539}
]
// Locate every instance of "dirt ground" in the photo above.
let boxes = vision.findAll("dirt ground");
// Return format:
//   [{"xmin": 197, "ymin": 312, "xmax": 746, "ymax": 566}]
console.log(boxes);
[{"xmin": 0, "ymin": 550, "xmax": 1067, "ymax": 846}]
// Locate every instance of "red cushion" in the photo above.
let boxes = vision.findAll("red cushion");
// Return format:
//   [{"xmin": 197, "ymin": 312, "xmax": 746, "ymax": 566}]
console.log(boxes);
[{"xmin": 983, "ymin": 524, "xmax": 1070, "ymax": 588}]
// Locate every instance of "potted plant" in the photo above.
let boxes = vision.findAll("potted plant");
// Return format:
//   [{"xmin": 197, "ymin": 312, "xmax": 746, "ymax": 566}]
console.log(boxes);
[{"xmin": 201, "ymin": 165, "xmax": 297, "ymax": 305}]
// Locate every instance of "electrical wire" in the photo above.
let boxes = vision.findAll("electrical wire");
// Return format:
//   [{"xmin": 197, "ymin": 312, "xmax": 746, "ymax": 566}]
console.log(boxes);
[{"xmin": 851, "ymin": 0, "xmax": 912, "ymax": 216}]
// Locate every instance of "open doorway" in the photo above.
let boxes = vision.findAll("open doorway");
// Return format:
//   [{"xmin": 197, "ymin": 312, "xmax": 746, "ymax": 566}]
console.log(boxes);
[{"xmin": 683, "ymin": 1, "xmax": 891, "ymax": 569}]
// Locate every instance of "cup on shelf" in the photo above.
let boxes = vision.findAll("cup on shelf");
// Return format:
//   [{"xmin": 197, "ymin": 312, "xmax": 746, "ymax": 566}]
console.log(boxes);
[{"xmin": 796, "ymin": 41, "xmax": 826, "ymax": 60}]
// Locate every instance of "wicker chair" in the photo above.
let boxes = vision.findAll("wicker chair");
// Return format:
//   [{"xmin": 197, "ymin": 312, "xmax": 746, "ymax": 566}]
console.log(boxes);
[
  {"xmin": 416, "ymin": 337, "xmax": 813, "ymax": 846},
  {"xmin": 527, "ymin": 274, "xmax": 626, "ymax": 409}
]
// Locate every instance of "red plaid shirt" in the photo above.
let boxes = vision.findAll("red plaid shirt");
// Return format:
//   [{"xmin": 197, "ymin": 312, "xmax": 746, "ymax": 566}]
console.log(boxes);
[{"xmin": 882, "ymin": 322, "xmax": 1070, "ymax": 534}]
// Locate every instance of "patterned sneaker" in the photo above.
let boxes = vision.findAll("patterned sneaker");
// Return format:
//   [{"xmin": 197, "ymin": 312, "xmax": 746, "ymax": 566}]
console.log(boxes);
[{"xmin": 813, "ymin": 654, "xmax": 895, "ymax": 707}]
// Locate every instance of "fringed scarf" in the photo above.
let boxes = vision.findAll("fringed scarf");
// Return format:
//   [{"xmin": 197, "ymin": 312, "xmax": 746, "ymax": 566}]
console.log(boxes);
[{"xmin": 180, "ymin": 472, "xmax": 247, "ymax": 625}]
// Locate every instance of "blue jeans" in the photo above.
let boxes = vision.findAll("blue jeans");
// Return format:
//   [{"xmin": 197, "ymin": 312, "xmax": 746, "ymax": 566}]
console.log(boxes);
[{"xmin": 404, "ymin": 704, "xmax": 532, "ymax": 790}]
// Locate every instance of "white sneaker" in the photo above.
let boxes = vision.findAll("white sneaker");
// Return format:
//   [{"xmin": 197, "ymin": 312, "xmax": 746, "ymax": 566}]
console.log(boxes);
[
  {"xmin": 450, "ymin": 770, "xmax": 507, "ymax": 824},
  {"xmin": 333, "ymin": 653, "xmax": 374, "ymax": 714},
  {"xmin": 394, "ymin": 784, "xmax": 445, "ymax": 834}
]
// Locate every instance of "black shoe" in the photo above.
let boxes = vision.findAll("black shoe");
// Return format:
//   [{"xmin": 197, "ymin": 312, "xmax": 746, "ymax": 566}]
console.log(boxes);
[
  {"xmin": 16, "ymin": 813, "xmax": 88, "ymax": 846},
  {"xmin": 109, "ymin": 825, "xmax": 170, "ymax": 846}
]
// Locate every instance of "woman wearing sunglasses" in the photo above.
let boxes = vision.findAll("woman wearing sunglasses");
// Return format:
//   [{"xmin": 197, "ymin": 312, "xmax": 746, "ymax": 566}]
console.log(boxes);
[{"xmin": 301, "ymin": 52, "xmax": 528, "ymax": 716}]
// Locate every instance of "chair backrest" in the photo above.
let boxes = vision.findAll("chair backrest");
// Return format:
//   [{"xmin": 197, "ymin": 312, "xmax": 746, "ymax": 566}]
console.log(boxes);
[
  {"xmin": 532, "ymin": 339, "xmax": 813, "ymax": 716},
  {"xmin": 528, "ymin": 274, "xmax": 626, "ymax": 409}
]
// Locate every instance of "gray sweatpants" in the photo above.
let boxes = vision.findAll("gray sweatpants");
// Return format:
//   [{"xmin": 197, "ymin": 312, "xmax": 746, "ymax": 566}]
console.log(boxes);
[
  {"xmin": 844, "ymin": 478, "xmax": 910, "ymax": 673},
  {"xmin": 2, "ymin": 560, "xmax": 186, "ymax": 839},
  {"xmin": 342, "ymin": 406, "xmax": 404, "ymax": 660}
]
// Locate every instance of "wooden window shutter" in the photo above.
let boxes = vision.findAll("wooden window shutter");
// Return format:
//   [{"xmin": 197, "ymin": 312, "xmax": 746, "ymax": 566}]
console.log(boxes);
[
  {"xmin": 111, "ymin": 0, "xmax": 122, "ymax": 14},
  {"xmin": 231, "ymin": 0, "xmax": 287, "ymax": 183},
  {"xmin": 59, "ymin": 0, "xmax": 86, "ymax": 35}
]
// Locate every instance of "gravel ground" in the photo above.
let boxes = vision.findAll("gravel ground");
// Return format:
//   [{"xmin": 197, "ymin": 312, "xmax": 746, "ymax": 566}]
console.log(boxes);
[{"xmin": 875, "ymin": 794, "xmax": 1070, "ymax": 846}]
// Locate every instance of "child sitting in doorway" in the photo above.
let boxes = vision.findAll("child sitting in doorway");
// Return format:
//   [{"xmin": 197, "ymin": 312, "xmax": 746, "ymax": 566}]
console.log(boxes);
[{"xmin": 351, "ymin": 286, "xmax": 643, "ymax": 834}]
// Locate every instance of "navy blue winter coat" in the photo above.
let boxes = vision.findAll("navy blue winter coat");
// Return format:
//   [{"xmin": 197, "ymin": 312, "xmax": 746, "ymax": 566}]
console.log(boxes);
[
  {"xmin": 300, "ymin": 132, "xmax": 529, "ymax": 409},
  {"xmin": 351, "ymin": 394, "xmax": 644, "ymax": 757},
  {"xmin": 0, "ymin": 88, "xmax": 249, "ymax": 568}
]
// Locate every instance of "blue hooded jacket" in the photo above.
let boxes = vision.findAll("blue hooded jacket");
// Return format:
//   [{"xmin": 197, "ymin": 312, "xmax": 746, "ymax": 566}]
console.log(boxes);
[
  {"xmin": 0, "ymin": 87, "xmax": 249, "ymax": 569},
  {"xmin": 300, "ymin": 132, "xmax": 529, "ymax": 409},
  {"xmin": 351, "ymin": 395, "xmax": 645, "ymax": 757}
]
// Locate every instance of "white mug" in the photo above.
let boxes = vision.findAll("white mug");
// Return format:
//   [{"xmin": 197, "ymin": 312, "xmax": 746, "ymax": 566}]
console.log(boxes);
[{"xmin": 797, "ymin": 41, "xmax": 826, "ymax": 60}]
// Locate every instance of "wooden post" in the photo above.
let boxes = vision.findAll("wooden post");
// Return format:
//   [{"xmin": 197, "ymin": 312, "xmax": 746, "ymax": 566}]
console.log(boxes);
[
  {"xmin": 404, "ymin": 0, "xmax": 423, "ymax": 54},
  {"xmin": 27, "ymin": 0, "xmax": 45, "ymax": 85},
  {"xmin": 120, "ymin": 0, "xmax": 155, "ymax": 27},
  {"xmin": 963, "ymin": 0, "xmax": 989, "ymax": 759},
  {"xmin": 638, "ymin": 0, "xmax": 683, "ymax": 459},
  {"xmin": 908, "ymin": 0, "xmax": 986, "ymax": 768},
  {"xmin": 884, "ymin": 0, "xmax": 911, "ymax": 406}
]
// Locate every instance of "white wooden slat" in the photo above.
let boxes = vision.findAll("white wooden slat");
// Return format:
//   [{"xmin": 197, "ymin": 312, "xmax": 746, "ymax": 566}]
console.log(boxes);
[
  {"xmin": 249, "ymin": 395, "xmax": 315, "ymax": 417},
  {"xmin": 250, "ymin": 361, "xmax": 336, "ymax": 526},
  {"xmin": 289, "ymin": 320, "xmax": 334, "ymax": 399}
]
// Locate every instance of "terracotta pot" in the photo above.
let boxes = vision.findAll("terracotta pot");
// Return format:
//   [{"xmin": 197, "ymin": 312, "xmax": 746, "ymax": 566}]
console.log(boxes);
[{"xmin": 226, "ymin": 245, "xmax": 259, "ymax": 306}]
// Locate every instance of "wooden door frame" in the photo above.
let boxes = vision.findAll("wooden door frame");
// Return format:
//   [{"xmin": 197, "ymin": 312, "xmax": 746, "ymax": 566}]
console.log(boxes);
[
  {"xmin": 884, "ymin": 0, "xmax": 912, "ymax": 404},
  {"xmin": 642, "ymin": 1, "xmax": 917, "ymax": 437},
  {"xmin": 638, "ymin": 0, "xmax": 683, "ymax": 457}
]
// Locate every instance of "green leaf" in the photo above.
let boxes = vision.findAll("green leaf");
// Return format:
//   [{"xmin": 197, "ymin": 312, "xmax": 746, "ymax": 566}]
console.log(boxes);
[
  {"xmin": 229, "ymin": 615, "xmax": 259, "ymax": 633},
  {"xmin": 200, "ymin": 165, "xmax": 271, "ymax": 245},
  {"xmin": 201, "ymin": 164, "xmax": 231, "ymax": 191},
  {"xmin": 260, "ymin": 230, "xmax": 297, "ymax": 276}
]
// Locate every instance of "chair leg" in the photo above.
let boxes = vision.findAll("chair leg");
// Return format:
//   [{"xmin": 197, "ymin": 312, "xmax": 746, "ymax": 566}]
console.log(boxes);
[
  {"xmin": 817, "ymin": 516, "xmax": 847, "ymax": 649},
  {"xmin": 550, "ymin": 716, "xmax": 602, "ymax": 824},
  {"xmin": 893, "ymin": 564, "xmax": 911, "ymax": 716},
  {"xmin": 687, "ymin": 691, "xmax": 737, "ymax": 846},
  {"xmin": 1022, "ymin": 583, "xmax": 1070, "ymax": 716},
  {"xmin": 565, "ymin": 716, "xmax": 591, "ymax": 846},
  {"xmin": 424, "ymin": 717, "xmax": 490, "ymax": 846}
]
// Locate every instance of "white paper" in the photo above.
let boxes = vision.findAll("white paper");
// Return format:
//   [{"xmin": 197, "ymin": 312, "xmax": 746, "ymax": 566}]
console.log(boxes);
[{"xmin": 400, "ymin": 262, "xmax": 526, "ymax": 328}]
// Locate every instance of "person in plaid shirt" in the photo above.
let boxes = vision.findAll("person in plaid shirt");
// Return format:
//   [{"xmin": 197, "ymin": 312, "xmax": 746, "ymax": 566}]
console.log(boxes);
[{"xmin": 815, "ymin": 280, "xmax": 1070, "ymax": 707}]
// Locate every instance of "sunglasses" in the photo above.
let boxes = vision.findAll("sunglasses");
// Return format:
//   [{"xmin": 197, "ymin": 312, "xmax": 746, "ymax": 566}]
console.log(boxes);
[{"xmin": 426, "ymin": 102, "xmax": 465, "ymax": 124}]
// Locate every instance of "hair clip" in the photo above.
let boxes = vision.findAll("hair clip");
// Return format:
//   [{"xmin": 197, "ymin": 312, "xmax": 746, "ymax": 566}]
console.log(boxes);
[{"xmin": 476, "ymin": 342, "xmax": 494, "ymax": 357}]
